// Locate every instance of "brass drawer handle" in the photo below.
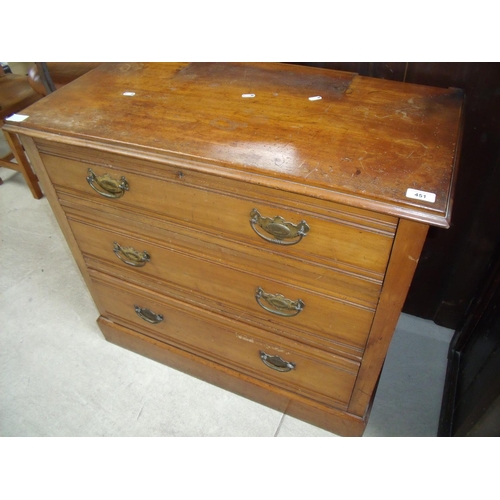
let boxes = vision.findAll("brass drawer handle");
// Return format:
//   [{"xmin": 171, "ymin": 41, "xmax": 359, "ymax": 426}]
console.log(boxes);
[
  {"xmin": 255, "ymin": 286, "xmax": 305, "ymax": 317},
  {"xmin": 86, "ymin": 168, "xmax": 129, "ymax": 199},
  {"xmin": 113, "ymin": 242, "xmax": 151, "ymax": 267},
  {"xmin": 134, "ymin": 305, "xmax": 164, "ymax": 324},
  {"xmin": 260, "ymin": 351, "xmax": 296, "ymax": 372},
  {"xmin": 250, "ymin": 208, "xmax": 309, "ymax": 245}
]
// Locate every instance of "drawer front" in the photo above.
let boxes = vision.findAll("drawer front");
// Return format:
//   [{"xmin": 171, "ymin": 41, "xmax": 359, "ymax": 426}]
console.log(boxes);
[
  {"xmin": 60, "ymin": 197, "xmax": 384, "ymax": 309},
  {"xmin": 41, "ymin": 152, "xmax": 395, "ymax": 275},
  {"xmin": 90, "ymin": 271, "xmax": 359, "ymax": 408},
  {"xmin": 68, "ymin": 215, "xmax": 375, "ymax": 351}
]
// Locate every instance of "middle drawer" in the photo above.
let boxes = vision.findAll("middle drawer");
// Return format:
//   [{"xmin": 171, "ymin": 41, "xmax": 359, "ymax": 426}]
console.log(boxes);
[{"xmin": 67, "ymin": 213, "xmax": 375, "ymax": 355}]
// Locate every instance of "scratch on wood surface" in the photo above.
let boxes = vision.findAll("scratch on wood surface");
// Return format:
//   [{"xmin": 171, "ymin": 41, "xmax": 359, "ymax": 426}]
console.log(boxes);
[
  {"xmin": 394, "ymin": 139, "xmax": 429, "ymax": 159},
  {"xmin": 304, "ymin": 168, "xmax": 318, "ymax": 179},
  {"xmin": 236, "ymin": 334, "xmax": 255, "ymax": 343},
  {"xmin": 356, "ymin": 150, "xmax": 369, "ymax": 168},
  {"xmin": 309, "ymin": 130, "xmax": 319, "ymax": 142}
]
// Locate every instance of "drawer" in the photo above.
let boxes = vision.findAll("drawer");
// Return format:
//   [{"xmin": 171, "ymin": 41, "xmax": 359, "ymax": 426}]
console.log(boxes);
[
  {"xmin": 90, "ymin": 271, "xmax": 359, "ymax": 409},
  {"xmin": 40, "ymin": 151, "xmax": 396, "ymax": 275},
  {"xmin": 68, "ymin": 214, "xmax": 375, "ymax": 353},
  {"xmin": 62, "ymin": 201, "xmax": 383, "ymax": 309}
]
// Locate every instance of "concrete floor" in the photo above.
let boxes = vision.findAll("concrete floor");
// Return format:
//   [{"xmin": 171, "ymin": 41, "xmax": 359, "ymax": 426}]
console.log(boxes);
[{"xmin": 0, "ymin": 163, "xmax": 455, "ymax": 437}]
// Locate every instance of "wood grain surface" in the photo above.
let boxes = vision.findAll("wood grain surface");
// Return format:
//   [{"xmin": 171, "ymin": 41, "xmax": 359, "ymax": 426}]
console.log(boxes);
[{"xmin": 5, "ymin": 62, "xmax": 463, "ymax": 227}]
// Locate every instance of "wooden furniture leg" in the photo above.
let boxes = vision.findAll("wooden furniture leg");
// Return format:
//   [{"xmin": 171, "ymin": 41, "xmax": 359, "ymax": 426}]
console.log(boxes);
[
  {"xmin": 1, "ymin": 66, "xmax": 44, "ymax": 198},
  {"xmin": 1, "ymin": 127, "xmax": 43, "ymax": 199}
]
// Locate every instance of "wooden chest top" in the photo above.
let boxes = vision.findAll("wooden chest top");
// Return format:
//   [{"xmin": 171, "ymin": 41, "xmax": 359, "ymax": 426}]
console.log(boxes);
[{"xmin": 8, "ymin": 62, "xmax": 464, "ymax": 227}]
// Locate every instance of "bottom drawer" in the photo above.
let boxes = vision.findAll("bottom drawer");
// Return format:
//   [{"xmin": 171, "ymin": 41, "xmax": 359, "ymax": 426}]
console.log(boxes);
[{"xmin": 90, "ymin": 271, "xmax": 359, "ymax": 409}]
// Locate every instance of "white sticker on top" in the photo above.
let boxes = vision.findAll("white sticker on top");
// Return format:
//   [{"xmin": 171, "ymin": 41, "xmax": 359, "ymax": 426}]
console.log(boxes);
[
  {"xmin": 406, "ymin": 188, "xmax": 436, "ymax": 203},
  {"xmin": 123, "ymin": 92, "xmax": 136, "ymax": 96},
  {"xmin": 308, "ymin": 96, "xmax": 322, "ymax": 101},
  {"xmin": 241, "ymin": 93, "xmax": 255, "ymax": 98},
  {"xmin": 6, "ymin": 114, "xmax": 29, "ymax": 122}
]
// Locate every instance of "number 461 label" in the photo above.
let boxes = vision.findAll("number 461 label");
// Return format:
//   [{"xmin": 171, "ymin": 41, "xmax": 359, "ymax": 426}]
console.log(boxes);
[{"xmin": 406, "ymin": 188, "xmax": 436, "ymax": 203}]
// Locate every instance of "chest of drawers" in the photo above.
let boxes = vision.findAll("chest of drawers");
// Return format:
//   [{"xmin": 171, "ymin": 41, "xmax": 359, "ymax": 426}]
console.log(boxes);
[{"xmin": 5, "ymin": 63, "xmax": 464, "ymax": 436}]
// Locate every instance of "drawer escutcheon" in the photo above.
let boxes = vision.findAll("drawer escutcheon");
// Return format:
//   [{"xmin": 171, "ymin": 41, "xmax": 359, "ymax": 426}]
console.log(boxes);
[
  {"xmin": 113, "ymin": 242, "xmax": 151, "ymax": 267},
  {"xmin": 260, "ymin": 351, "xmax": 296, "ymax": 372},
  {"xmin": 255, "ymin": 286, "xmax": 305, "ymax": 317},
  {"xmin": 250, "ymin": 208, "xmax": 309, "ymax": 245},
  {"xmin": 134, "ymin": 305, "xmax": 164, "ymax": 324},
  {"xmin": 86, "ymin": 168, "xmax": 129, "ymax": 199}
]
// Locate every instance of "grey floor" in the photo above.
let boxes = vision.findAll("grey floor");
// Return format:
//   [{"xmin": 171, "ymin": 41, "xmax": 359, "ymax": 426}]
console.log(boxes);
[{"xmin": 0, "ymin": 162, "xmax": 455, "ymax": 437}]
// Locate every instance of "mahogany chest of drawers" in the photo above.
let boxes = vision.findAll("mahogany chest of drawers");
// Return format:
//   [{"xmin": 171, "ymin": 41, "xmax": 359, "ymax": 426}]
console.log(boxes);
[{"xmin": 5, "ymin": 63, "xmax": 464, "ymax": 436}]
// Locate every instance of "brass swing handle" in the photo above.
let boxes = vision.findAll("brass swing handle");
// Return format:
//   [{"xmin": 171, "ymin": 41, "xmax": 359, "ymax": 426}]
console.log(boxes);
[
  {"xmin": 86, "ymin": 168, "xmax": 129, "ymax": 199},
  {"xmin": 113, "ymin": 242, "xmax": 151, "ymax": 267},
  {"xmin": 134, "ymin": 305, "xmax": 164, "ymax": 324},
  {"xmin": 260, "ymin": 351, "xmax": 296, "ymax": 372},
  {"xmin": 255, "ymin": 286, "xmax": 305, "ymax": 317},
  {"xmin": 250, "ymin": 208, "xmax": 309, "ymax": 245}
]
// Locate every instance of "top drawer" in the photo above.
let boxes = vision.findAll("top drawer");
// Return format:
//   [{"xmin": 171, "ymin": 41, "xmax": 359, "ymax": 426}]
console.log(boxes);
[{"xmin": 39, "ymin": 147, "xmax": 397, "ymax": 275}]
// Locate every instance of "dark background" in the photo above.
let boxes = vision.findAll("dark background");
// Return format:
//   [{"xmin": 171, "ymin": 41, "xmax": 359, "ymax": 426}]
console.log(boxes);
[{"xmin": 295, "ymin": 63, "xmax": 500, "ymax": 332}]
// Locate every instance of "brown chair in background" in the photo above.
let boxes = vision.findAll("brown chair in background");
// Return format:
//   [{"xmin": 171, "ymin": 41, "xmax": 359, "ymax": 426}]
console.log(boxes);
[
  {"xmin": 1, "ymin": 62, "xmax": 101, "ymax": 198},
  {"xmin": 28, "ymin": 62, "xmax": 101, "ymax": 96},
  {"xmin": 0, "ymin": 65, "xmax": 43, "ymax": 198}
]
